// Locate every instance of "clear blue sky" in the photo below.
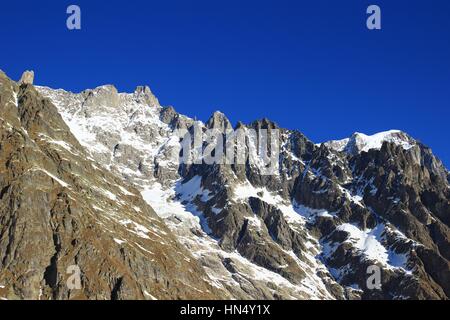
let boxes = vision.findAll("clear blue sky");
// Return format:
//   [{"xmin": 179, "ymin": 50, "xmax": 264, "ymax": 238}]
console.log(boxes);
[{"xmin": 1, "ymin": 0, "xmax": 449, "ymax": 167}]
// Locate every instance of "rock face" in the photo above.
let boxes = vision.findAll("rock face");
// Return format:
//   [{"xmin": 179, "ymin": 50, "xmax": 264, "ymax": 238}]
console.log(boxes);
[
  {"xmin": 1, "ymin": 69, "xmax": 448, "ymax": 300},
  {"xmin": 18, "ymin": 70, "xmax": 34, "ymax": 85}
]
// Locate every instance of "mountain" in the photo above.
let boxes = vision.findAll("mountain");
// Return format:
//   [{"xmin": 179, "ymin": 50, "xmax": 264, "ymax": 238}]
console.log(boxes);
[
  {"xmin": 0, "ymin": 71, "xmax": 222, "ymax": 300},
  {"xmin": 1, "ymin": 70, "xmax": 449, "ymax": 300}
]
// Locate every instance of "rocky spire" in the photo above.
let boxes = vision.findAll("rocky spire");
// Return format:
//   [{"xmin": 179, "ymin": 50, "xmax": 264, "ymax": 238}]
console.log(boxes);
[{"xmin": 19, "ymin": 70, "xmax": 34, "ymax": 85}]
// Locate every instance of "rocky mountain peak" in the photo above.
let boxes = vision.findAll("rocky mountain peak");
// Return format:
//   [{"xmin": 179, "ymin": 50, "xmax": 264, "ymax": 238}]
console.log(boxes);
[
  {"xmin": 205, "ymin": 110, "xmax": 232, "ymax": 131},
  {"xmin": 19, "ymin": 70, "xmax": 34, "ymax": 85},
  {"xmin": 134, "ymin": 85, "xmax": 160, "ymax": 107}
]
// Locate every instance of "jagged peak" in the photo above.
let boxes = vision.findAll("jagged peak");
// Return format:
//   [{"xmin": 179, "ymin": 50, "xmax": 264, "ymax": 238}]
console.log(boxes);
[
  {"xmin": 133, "ymin": 85, "xmax": 159, "ymax": 107},
  {"xmin": 249, "ymin": 118, "xmax": 279, "ymax": 130},
  {"xmin": 134, "ymin": 85, "xmax": 152, "ymax": 95}
]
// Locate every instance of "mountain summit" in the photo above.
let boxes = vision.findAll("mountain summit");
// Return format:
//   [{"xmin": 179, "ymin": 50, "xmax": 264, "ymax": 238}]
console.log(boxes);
[{"xmin": 323, "ymin": 130, "xmax": 415, "ymax": 155}]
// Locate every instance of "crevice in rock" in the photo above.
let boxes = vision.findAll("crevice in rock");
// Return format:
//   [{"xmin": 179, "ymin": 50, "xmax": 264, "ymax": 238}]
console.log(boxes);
[
  {"xmin": 236, "ymin": 220, "xmax": 248, "ymax": 246},
  {"xmin": 111, "ymin": 277, "xmax": 123, "ymax": 300},
  {"xmin": 0, "ymin": 185, "xmax": 10, "ymax": 200},
  {"xmin": 43, "ymin": 233, "xmax": 61, "ymax": 299}
]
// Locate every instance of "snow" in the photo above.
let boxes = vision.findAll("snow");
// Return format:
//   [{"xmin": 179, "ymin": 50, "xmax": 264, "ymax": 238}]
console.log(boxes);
[
  {"xmin": 341, "ymin": 187, "xmax": 364, "ymax": 207},
  {"xmin": 12, "ymin": 90, "xmax": 18, "ymax": 107},
  {"xmin": 143, "ymin": 290, "xmax": 157, "ymax": 300},
  {"xmin": 48, "ymin": 140, "xmax": 74, "ymax": 152},
  {"xmin": 354, "ymin": 130, "xmax": 414, "ymax": 152},
  {"xmin": 141, "ymin": 181, "xmax": 211, "ymax": 233},
  {"xmin": 294, "ymin": 204, "xmax": 337, "ymax": 223},
  {"xmin": 37, "ymin": 134, "xmax": 76, "ymax": 153},
  {"xmin": 62, "ymin": 115, "xmax": 106, "ymax": 152},
  {"xmin": 113, "ymin": 238, "xmax": 126, "ymax": 245},
  {"xmin": 31, "ymin": 168, "xmax": 70, "ymax": 188},
  {"xmin": 118, "ymin": 185, "xmax": 134, "ymax": 196},
  {"xmin": 119, "ymin": 219, "xmax": 151, "ymax": 239},
  {"xmin": 144, "ymin": 176, "xmax": 216, "ymax": 234},
  {"xmin": 235, "ymin": 182, "xmax": 336, "ymax": 225},
  {"xmin": 337, "ymin": 223, "xmax": 389, "ymax": 264},
  {"xmin": 134, "ymin": 242, "xmax": 154, "ymax": 255},
  {"xmin": 233, "ymin": 182, "xmax": 285, "ymax": 208},
  {"xmin": 177, "ymin": 175, "xmax": 212, "ymax": 203},
  {"xmin": 334, "ymin": 223, "xmax": 411, "ymax": 272},
  {"xmin": 93, "ymin": 187, "xmax": 117, "ymax": 201}
]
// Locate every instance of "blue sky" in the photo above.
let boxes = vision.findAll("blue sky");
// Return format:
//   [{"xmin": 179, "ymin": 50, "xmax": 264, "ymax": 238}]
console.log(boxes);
[{"xmin": 1, "ymin": 0, "xmax": 449, "ymax": 166}]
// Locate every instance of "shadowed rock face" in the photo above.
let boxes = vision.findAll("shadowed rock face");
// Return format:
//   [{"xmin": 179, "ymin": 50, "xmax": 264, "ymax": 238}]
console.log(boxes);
[
  {"xmin": 2, "ymin": 69, "xmax": 448, "ymax": 300},
  {"xmin": 0, "ymin": 71, "xmax": 223, "ymax": 300}
]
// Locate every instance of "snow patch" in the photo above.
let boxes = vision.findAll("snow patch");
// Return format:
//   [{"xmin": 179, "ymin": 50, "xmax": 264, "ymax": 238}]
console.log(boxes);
[
  {"xmin": 119, "ymin": 219, "xmax": 151, "ymax": 239},
  {"xmin": 31, "ymin": 168, "xmax": 70, "ymax": 188},
  {"xmin": 143, "ymin": 290, "xmax": 157, "ymax": 300},
  {"xmin": 113, "ymin": 238, "xmax": 126, "ymax": 245},
  {"xmin": 333, "ymin": 223, "xmax": 411, "ymax": 272}
]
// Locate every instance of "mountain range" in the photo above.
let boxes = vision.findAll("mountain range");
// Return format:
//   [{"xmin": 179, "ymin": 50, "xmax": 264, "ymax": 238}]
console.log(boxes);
[{"xmin": 0, "ymin": 70, "xmax": 449, "ymax": 300}]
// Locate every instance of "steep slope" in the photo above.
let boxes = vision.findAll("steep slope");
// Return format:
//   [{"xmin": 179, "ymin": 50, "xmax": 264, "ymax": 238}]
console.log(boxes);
[{"xmin": 0, "ymin": 71, "xmax": 222, "ymax": 300}]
